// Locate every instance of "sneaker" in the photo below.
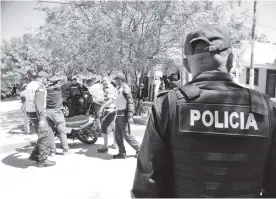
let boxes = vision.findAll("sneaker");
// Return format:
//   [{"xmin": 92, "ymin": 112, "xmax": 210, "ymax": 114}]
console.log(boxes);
[
  {"xmin": 38, "ymin": 159, "xmax": 56, "ymax": 168},
  {"xmin": 108, "ymin": 144, "xmax": 117, "ymax": 149},
  {"xmin": 49, "ymin": 152, "xmax": 56, "ymax": 157},
  {"xmin": 28, "ymin": 155, "xmax": 38, "ymax": 162},
  {"xmin": 97, "ymin": 147, "xmax": 108, "ymax": 153},
  {"xmin": 113, "ymin": 153, "xmax": 126, "ymax": 159},
  {"xmin": 63, "ymin": 150, "xmax": 72, "ymax": 156}
]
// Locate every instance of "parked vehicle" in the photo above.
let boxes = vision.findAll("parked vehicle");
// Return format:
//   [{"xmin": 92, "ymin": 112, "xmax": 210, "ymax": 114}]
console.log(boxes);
[{"xmin": 53, "ymin": 115, "xmax": 98, "ymax": 144}]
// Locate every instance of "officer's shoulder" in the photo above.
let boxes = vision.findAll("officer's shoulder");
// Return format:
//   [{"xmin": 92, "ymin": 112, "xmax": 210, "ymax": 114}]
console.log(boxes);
[{"xmin": 156, "ymin": 90, "xmax": 169, "ymax": 98}]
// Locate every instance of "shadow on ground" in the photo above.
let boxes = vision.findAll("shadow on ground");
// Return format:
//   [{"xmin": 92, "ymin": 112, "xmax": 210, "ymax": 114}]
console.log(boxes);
[
  {"xmin": 71, "ymin": 143, "xmax": 114, "ymax": 160},
  {"xmin": 7, "ymin": 124, "xmax": 36, "ymax": 135},
  {"xmin": 1, "ymin": 144, "xmax": 37, "ymax": 169},
  {"xmin": 72, "ymin": 142, "xmax": 136, "ymax": 159},
  {"xmin": 1, "ymin": 141, "xmax": 120, "ymax": 169}
]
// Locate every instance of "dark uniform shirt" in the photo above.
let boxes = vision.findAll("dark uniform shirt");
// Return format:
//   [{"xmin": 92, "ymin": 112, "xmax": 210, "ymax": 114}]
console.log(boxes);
[
  {"xmin": 131, "ymin": 71, "xmax": 276, "ymax": 198},
  {"xmin": 70, "ymin": 82, "xmax": 83, "ymax": 99}
]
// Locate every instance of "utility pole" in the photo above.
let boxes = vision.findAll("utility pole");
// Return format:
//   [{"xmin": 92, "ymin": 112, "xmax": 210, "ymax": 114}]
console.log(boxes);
[{"xmin": 250, "ymin": 1, "xmax": 257, "ymax": 89}]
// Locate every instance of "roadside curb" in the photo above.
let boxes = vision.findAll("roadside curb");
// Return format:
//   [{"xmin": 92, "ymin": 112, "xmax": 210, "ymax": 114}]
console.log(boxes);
[{"xmin": 0, "ymin": 139, "xmax": 36, "ymax": 154}]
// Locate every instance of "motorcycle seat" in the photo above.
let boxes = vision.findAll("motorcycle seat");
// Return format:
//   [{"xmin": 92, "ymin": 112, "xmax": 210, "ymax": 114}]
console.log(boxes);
[{"xmin": 65, "ymin": 115, "xmax": 91, "ymax": 128}]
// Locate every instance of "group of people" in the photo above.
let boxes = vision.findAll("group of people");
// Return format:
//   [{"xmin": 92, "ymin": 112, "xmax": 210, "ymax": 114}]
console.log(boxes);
[
  {"xmin": 20, "ymin": 71, "xmax": 141, "ymax": 167},
  {"xmin": 17, "ymin": 24, "xmax": 276, "ymax": 197}
]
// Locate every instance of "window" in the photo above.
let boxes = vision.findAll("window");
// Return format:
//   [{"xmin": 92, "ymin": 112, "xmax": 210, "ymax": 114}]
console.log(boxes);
[{"xmin": 246, "ymin": 68, "xmax": 259, "ymax": 86}]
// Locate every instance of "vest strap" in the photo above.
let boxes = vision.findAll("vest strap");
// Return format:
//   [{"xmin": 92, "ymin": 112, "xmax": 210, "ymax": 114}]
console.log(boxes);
[
  {"xmin": 176, "ymin": 84, "xmax": 202, "ymax": 101},
  {"xmin": 248, "ymin": 89, "xmax": 268, "ymax": 115},
  {"xmin": 168, "ymin": 90, "xmax": 177, "ymax": 135}
]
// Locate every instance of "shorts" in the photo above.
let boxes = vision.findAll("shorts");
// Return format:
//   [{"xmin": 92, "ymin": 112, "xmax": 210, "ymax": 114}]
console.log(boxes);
[{"xmin": 101, "ymin": 111, "xmax": 116, "ymax": 134}]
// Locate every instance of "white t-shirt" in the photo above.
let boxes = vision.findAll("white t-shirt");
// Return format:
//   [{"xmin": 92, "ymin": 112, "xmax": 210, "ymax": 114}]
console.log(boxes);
[{"xmin": 88, "ymin": 83, "xmax": 105, "ymax": 103}]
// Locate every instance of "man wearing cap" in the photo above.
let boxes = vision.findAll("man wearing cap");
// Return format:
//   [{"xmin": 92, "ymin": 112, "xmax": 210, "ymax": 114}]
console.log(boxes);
[
  {"xmin": 131, "ymin": 24, "xmax": 276, "ymax": 197},
  {"xmin": 113, "ymin": 73, "xmax": 140, "ymax": 159},
  {"xmin": 25, "ymin": 71, "xmax": 56, "ymax": 167},
  {"xmin": 97, "ymin": 76, "xmax": 117, "ymax": 153},
  {"xmin": 46, "ymin": 76, "xmax": 71, "ymax": 157}
]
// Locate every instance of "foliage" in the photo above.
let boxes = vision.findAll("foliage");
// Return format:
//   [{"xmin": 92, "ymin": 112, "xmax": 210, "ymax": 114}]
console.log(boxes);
[{"xmin": 1, "ymin": 1, "xmax": 255, "ymax": 87}]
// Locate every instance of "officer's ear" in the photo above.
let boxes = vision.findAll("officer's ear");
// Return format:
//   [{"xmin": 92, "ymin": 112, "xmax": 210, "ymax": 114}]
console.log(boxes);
[
  {"xmin": 183, "ymin": 58, "xmax": 191, "ymax": 73},
  {"xmin": 226, "ymin": 52, "xmax": 233, "ymax": 72}
]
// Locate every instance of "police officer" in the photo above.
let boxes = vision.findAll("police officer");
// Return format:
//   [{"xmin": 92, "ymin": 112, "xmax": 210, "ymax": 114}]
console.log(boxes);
[
  {"xmin": 46, "ymin": 76, "xmax": 71, "ymax": 157},
  {"xmin": 70, "ymin": 76, "xmax": 84, "ymax": 115},
  {"xmin": 26, "ymin": 71, "xmax": 56, "ymax": 167},
  {"xmin": 131, "ymin": 24, "xmax": 276, "ymax": 197}
]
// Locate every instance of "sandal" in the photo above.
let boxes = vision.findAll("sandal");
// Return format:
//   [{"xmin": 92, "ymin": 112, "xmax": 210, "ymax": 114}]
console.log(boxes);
[{"xmin": 97, "ymin": 147, "xmax": 108, "ymax": 153}]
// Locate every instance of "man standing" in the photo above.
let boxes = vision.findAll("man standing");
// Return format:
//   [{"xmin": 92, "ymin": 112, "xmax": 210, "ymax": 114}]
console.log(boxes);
[
  {"xmin": 97, "ymin": 77, "xmax": 117, "ymax": 153},
  {"xmin": 12, "ymin": 84, "xmax": 17, "ymax": 97},
  {"xmin": 113, "ymin": 73, "xmax": 140, "ymax": 159},
  {"xmin": 70, "ymin": 76, "xmax": 84, "ymax": 115},
  {"xmin": 87, "ymin": 78, "xmax": 105, "ymax": 137},
  {"xmin": 20, "ymin": 84, "xmax": 30, "ymax": 134},
  {"xmin": 25, "ymin": 71, "xmax": 55, "ymax": 167},
  {"xmin": 46, "ymin": 77, "xmax": 71, "ymax": 157},
  {"xmin": 136, "ymin": 83, "xmax": 145, "ymax": 115},
  {"xmin": 131, "ymin": 24, "xmax": 276, "ymax": 197}
]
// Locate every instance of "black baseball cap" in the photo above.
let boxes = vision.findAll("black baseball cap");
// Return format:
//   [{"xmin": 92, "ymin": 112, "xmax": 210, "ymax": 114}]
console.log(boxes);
[{"xmin": 184, "ymin": 24, "xmax": 232, "ymax": 55}]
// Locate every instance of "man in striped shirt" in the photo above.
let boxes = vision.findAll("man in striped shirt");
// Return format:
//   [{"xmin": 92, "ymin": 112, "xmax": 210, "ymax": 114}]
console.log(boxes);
[{"xmin": 97, "ymin": 77, "xmax": 117, "ymax": 153}]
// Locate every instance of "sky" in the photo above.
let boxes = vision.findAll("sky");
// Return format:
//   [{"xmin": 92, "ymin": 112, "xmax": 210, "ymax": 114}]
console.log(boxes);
[{"xmin": 1, "ymin": 0, "xmax": 276, "ymax": 42}]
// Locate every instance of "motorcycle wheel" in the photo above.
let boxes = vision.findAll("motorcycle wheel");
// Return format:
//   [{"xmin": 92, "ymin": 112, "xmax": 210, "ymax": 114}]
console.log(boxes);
[
  {"xmin": 76, "ymin": 129, "xmax": 98, "ymax": 144},
  {"xmin": 62, "ymin": 102, "xmax": 71, "ymax": 118}
]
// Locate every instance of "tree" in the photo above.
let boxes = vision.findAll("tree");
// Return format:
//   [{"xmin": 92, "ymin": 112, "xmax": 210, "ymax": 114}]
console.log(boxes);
[{"xmin": 1, "ymin": 1, "xmax": 253, "ymax": 88}]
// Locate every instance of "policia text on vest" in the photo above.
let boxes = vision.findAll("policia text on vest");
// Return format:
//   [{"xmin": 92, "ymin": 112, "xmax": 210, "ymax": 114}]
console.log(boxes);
[{"xmin": 179, "ymin": 103, "xmax": 269, "ymax": 137}]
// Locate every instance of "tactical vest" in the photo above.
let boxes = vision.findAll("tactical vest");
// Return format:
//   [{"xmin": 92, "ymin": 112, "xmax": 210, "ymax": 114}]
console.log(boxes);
[
  {"xmin": 70, "ymin": 83, "xmax": 81, "ymax": 97},
  {"xmin": 168, "ymin": 83, "xmax": 271, "ymax": 197},
  {"xmin": 25, "ymin": 81, "xmax": 46, "ymax": 112}
]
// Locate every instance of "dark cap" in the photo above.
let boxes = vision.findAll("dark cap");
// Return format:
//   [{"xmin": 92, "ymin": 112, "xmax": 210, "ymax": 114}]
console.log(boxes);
[
  {"xmin": 114, "ymin": 73, "xmax": 126, "ymax": 82},
  {"xmin": 37, "ymin": 71, "xmax": 48, "ymax": 78},
  {"xmin": 184, "ymin": 24, "xmax": 232, "ymax": 55}
]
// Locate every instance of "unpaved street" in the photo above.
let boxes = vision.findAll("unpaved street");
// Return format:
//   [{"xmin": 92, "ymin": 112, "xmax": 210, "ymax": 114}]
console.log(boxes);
[{"xmin": 0, "ymin": 100, "xmax": 146, "ymax": 199}]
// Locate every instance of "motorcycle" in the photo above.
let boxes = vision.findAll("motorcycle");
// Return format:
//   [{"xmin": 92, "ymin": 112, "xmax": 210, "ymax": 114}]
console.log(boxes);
[
  {"xmin": 62, "ymin": 83, "xmax": 93, "ymax": 118},
  {"xmin": 53, "ymin": 115, "xmax": 98, "ymax": 144}
]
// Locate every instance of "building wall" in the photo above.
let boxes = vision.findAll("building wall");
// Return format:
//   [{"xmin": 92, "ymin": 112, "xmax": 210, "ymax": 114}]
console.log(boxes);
[{"xmin": 238, "ymin": 66, "xmax": 267, "ymax": 93}]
